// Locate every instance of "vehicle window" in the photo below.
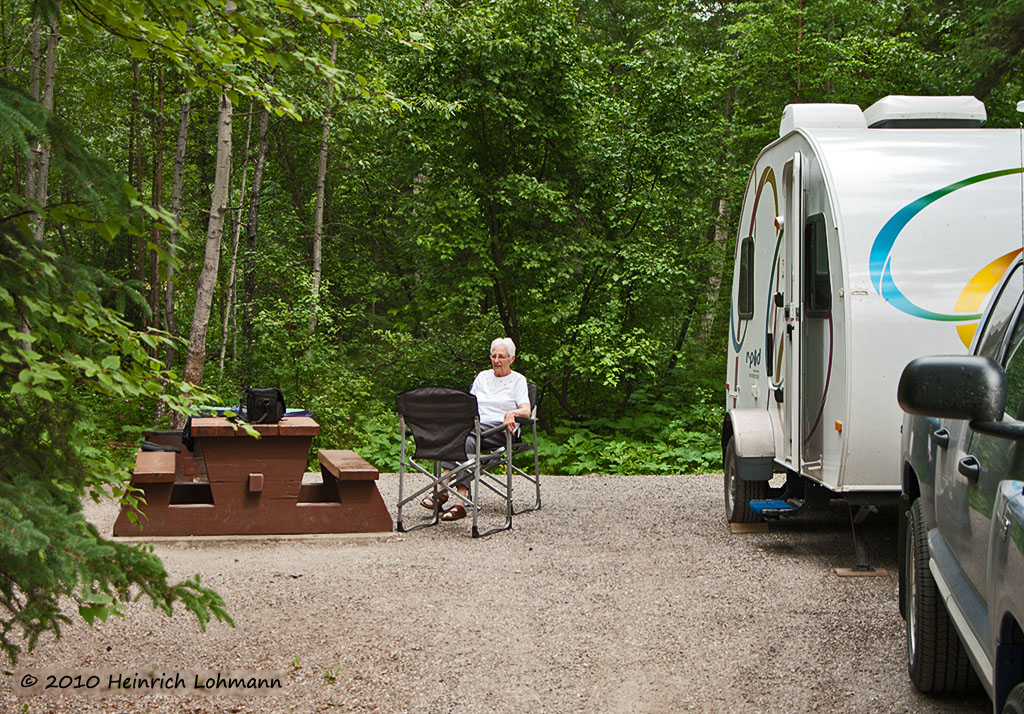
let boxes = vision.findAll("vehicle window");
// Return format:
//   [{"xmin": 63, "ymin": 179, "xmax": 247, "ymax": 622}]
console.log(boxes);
[
  {"xmin": 738, "ymin": 237, "xmax": 754, "ymax": 319},
  {"xmin": 803, "ymin": 213, "xmax": 830, "ymax": 318},
  {"xmin": 975, "ymin": 263, "xmax": 1023, "ymax": 362},
  {"xmin": 1003, "ymin": 309, "xmax": 1024, "ymax": 420}
]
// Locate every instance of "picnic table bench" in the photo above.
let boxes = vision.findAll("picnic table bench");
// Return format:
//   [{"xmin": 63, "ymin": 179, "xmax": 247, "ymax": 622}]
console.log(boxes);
[
  {"xmin": 131, "ymin": 450, "xmax": 176, "ymax": 482},
  {"xmin": 113, "ymin": 417, "xmax": 392, "ymax": 537}
]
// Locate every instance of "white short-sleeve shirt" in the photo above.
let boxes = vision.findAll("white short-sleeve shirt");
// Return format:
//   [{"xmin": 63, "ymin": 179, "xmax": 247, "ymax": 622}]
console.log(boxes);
[{"xmin": 470, "ymin": 369, "xmax": 529, "ymax": 425}]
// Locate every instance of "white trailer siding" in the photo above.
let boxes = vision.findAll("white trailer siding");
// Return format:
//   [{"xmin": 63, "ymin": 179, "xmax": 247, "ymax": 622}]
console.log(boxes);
[{"xmin": 728, "ymin": 125, "xmax": 1024, "ymax": 495}]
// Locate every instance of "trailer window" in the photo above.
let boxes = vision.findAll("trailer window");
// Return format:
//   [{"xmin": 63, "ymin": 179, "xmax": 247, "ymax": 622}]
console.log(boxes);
[
  {"xmin": 738, "ymin": 237, "xmax": 754, "ymax": 319},
  {"xmin": 804, "ymin": 213, "xmax": 830, "ymax": 318}
]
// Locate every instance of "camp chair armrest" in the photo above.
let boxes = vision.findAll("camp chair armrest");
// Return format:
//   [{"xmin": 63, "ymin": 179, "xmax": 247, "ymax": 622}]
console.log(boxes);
[
  {"xmin": 480, "ymin": 417, "xmax": 534, "ymax": 438},
  {"xmin": 480, "ymin": 423, "xmax": 508, "ymax": 439}
]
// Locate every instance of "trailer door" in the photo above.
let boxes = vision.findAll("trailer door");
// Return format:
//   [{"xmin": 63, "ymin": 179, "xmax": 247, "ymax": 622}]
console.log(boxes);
[
  {"xmin": 800, "ymin": 211, "xmax": 830, "ymax": 477},
  {"xmin": 781, "ymin": 154, "xmax": 802, "ymax": 471}
]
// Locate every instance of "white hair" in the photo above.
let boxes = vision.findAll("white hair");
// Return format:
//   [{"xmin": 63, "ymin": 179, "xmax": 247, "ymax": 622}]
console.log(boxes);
[{"xmin": 490, "ymin": 337, "xmax": 516, "ymax": 358}]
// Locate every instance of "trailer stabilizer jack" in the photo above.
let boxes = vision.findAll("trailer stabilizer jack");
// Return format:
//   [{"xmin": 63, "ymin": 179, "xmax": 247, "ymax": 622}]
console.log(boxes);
[{"xmin": 833, "ymin": 504, "xmax": 889, "ymax": 578}]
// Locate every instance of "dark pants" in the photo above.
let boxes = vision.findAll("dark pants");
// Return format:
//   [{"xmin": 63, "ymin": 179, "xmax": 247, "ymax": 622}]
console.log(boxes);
[{"xmin": 445, "ymin": 422, "xmax": 511, "ymax": 488}]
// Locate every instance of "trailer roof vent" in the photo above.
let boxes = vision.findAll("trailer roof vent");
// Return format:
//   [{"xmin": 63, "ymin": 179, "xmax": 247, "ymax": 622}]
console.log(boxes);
[
  {"xmin": 864, "ymin": 95, "xmax": 986, "ymax": 128},
  {"xmin": 779, "ymin": 103, "xmax": 866, "ymax": 138}
]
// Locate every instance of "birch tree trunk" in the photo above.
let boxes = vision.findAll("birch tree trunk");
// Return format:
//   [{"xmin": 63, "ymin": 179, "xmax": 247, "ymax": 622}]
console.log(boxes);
[
  {"xmin": 183, "ymin": 92, "xmax": 232, "ymax": 388},
  {"xmin": 19, "ymin": 16, "xmax": 56, "ymax": 347},
  {"xmin": 131, "ymin": 60, "xmax": 146, "ymax": 321},
  {"xmin": 694, "ymin": 197, "xmax": 730, "ymax": 345},
  {"xmin": 34, "ymin": 20, "xmax": 57, "ymax": 212},
  {"xmin": 309, "ymin": 38, "xmax": 337, "ymax": 338},
  {"xmin": 692, "ymin": 87, "xmax": 736, "ymax": 348},
  {"xmin": 164, "ymin": 90, "xmax": 190, "ymax": 367},
  {"xmin": 24, "ymin": 20, "xmax": 40, "ymax": 202},
  {"xmin": 150, "ymin": 67, "xmax": 165, "ymax": 332},
  {"xmin": 25, "ymin": 17, "xmax": 58, "ymax": 238},
  {"xmin": 242, "ymin": 106, "xmax": 270, "ymax": 379},
  {"xmin": 219, "ymin": 99, "xmax": 255, "ymax": 374}
]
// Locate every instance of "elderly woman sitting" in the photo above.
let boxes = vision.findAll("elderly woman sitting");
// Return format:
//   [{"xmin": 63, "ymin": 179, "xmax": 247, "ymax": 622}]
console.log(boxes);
[{"xmin": 421, "ymin": 337, "xmax": 531, "ymax": 521}]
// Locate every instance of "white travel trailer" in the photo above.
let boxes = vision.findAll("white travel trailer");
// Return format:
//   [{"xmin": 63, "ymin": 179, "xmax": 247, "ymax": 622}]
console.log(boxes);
[{"xmin": 723, "ymin": 96, "xmax": 1024, "ymax": 539}]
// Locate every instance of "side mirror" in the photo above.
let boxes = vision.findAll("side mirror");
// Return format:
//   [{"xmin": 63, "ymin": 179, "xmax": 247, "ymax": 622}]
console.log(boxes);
[{"xmin": 897, "ymin": 355, "xmax": 1006, "ymax": 422}]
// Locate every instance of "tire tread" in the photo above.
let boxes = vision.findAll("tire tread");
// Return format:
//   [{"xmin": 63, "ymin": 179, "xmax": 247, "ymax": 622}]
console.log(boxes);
[
  {"xmin": 724, "ymin": 438, "xmax": 768, "ymax": 523},
  {"xmin": 906, "ymin": 499, "xmax": 975, "ymax": 693}
]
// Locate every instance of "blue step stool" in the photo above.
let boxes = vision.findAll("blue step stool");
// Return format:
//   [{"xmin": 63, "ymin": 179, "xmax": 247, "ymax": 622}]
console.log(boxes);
[{"xmin": 750, "ymin": 499, "xmax": 798, "ymax": 517}]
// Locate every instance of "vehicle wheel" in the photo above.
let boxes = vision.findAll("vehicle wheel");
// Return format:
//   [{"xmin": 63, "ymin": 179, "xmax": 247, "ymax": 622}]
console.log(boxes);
[
  {"xmin": 1002, "ymin": 682, "xmax": 1024, "ymax": 714},
  {"xmin": 723, "ymin": 436, "xmax": 768, "ymax": 523},
  {"xmin": 898, "ymin": 493, "xmax": 910, "ymax": 620},
  {"xmin": 905, "ymin": 498, "xmax": 975, "ymax": 693}
]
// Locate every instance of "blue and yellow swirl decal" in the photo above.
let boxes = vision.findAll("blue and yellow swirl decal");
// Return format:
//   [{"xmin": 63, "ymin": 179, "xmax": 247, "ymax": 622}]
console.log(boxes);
[
  {"xmin": 731, "ymin": 166, "xmax": 778, "ymax": 352},
  {"xmin": 870, "ymin": 167, "xmax": 1024, "ymax": 346},
  {"xmin": 954, "ymin": 249, "xmax": 1022, "ymax": 345}
]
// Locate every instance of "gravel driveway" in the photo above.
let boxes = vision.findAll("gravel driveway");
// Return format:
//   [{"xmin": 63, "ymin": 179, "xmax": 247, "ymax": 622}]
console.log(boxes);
[{"xmin": 1, "ymin": 473, "xmax": 992, "ymax": 713}]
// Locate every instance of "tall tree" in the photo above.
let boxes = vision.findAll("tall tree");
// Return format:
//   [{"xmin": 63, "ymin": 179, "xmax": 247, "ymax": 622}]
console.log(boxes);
[
  {"xmin": 242, "ymin": 105, "xmax": 270, "ymax": 379},
  {"xmin": 183, "ymin": 90, "xmax": 232, "ymax": 387},
  {"xmin": 310, "ymin": 37, "xmax": 338, "ymax": 339},
  {"xmin": 149, "ymin": 66, "xmax": 165, "ymax": 331},
  {"xmin": 24, "ymin": 13, "xmax": 58, "ymax": 242},
  {"xmin": 130, "ymin": 58, "xmax": 145, "ymax": 317},
  {"xmin": 163, "ymin": 90, "xmax": 190, "ymax": 367},
  {"xmin": 219, "ymin": 99, "xmax": 256, "ymax": 374}
]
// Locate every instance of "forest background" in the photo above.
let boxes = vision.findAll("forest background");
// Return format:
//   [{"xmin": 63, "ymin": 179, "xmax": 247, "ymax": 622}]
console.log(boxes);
[
  {"xmin": 6, "ymin": 0, "xmax": 1024, "ymax": 477},
  {"xmin": 2, "ymin": 0, "xmax": 1024, "ymax": 662}
]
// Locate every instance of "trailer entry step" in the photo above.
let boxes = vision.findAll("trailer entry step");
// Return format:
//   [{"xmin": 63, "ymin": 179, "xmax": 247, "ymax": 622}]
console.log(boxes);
[{"xmin": 750, "ymin": 499, "xmax": 799, "ymax": 518}]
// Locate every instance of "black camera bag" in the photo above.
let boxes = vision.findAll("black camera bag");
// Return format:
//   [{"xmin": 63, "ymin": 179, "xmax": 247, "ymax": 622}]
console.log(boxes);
[{"xmin": 243, "ymin": 387, "xmax": 286, "ymax": 424}]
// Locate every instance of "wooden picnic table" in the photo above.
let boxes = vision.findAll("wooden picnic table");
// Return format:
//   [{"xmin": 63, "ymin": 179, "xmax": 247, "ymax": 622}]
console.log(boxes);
[{"xmin": 113, "ymin": 416, "xmax": 392, "ymax": 536}]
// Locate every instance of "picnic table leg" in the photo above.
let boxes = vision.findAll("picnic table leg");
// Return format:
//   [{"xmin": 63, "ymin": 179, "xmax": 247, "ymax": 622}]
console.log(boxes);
[{"xmin": 112, "ymin": 483, "xmax": 173, "ymax": 536}]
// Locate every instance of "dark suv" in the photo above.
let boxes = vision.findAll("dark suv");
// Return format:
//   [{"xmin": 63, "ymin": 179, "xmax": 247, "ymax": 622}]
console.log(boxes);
[{"xmin": 898, "ymin": 256, "xmax": 1024, "ymax": 713}]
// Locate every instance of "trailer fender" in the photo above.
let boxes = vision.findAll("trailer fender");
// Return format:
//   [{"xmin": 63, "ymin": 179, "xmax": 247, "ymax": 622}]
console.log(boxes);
[{"xmin": 724, "ymin": 409, "xmax": 776, "ymax": 482}]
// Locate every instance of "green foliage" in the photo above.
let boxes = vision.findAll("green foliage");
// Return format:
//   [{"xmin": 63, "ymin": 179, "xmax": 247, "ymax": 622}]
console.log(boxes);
[
  {"xmin": 0, "ymin": 230, "xmax": 233, "ymax": 664},
  {"xmin": 195, "ymin": 0, "xmax": 1007, "ymax": 478},
  {"xmin": 0, "ymin": 82, "xmax": 231, "ymax": 665},
  {"xmin": 62, "ymin": 0, "xmax": 430, "ymax": 120},
  {"xmin": 536, "ymin": 375, "xmax": 723, "ymax": 475},
  {"xmin": 538, "ymin": 422, "xmax": 720, "ymax": 476},
  {"xmin": 319, "ymin": 0, "xmax": 726, "ymax": 432},
  {"xmin": 346, "ymin": 359, "xmax": 725, "ymax": 477}
]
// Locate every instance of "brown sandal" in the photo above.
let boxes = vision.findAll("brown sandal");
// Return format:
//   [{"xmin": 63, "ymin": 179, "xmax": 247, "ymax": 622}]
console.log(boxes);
[
  {"xmin": 420, "ymin": 491, "xmax": 449, "ymax": 510},
  {"xmin": 440, "ymin": 504, "xmax": 467, "ymax": 521}
]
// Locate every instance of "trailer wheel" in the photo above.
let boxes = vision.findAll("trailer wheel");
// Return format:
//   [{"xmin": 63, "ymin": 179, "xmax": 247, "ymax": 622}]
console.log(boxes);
[
  {"xmin": 1002, "ymin": 683, "xmax": 1024, "ymax": 713},
  {"xmin": 905, "ymin": 498, "xmax": 974, "ymax": 693},
  {"xmin": 723, "ymin": 437, "xmax": 767, "ymax": 523}
]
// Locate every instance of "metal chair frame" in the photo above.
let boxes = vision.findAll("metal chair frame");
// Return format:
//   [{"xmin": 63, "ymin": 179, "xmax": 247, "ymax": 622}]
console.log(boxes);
[{"xmin": 395, "ymin": 384, "xmax": 541, "ymax": 538}]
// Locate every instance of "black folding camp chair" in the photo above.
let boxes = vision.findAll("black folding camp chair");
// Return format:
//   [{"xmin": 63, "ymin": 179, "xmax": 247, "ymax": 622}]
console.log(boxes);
[{"xmin": 395, "ymin": 384, "xmax": 540, "ymax": 537}]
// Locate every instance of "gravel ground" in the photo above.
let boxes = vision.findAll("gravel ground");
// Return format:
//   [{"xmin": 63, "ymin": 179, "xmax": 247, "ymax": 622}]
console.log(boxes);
[{"xmin": 0, "ymin": 473, "xmax": 993, "ymax": 714}]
